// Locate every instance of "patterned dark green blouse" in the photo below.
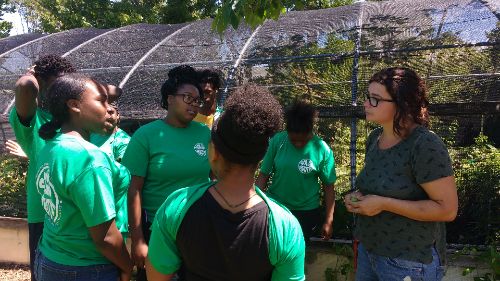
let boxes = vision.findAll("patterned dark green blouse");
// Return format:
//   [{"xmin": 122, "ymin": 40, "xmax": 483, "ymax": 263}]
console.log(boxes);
[{"xmin": 354, "ymin": 126, "xmax": 453, "ymax": 264}]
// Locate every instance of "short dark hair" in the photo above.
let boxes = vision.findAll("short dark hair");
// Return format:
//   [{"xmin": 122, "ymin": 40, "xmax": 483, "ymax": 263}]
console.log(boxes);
[
  {"xmin": 198, "ymin": 69, "xmax": 222, "ymax": 90},
  {"xmin": 211, "ymin": 84, "xmax": 283, "ymax": 165},
  {"xmin": 369, "ymin": 67, "xmax": 429, "ymax": 137},
  {"xmin": 160, "ymin": 65, "xmax": 202, "ymax": 110},
  {"xmin": 39, "ymin": 73, "xmax": 102, "ymax": 140},
  {"xmin": 285, "ymin": 101, "xmax": 316, "ymax": 134},
  {"xmin": 33, "ymin": 54, "xmax": 76, "ymax": 81},
  {"xmin": 105, "ymin": 84, "xmax": 123, "ymax": 105}
]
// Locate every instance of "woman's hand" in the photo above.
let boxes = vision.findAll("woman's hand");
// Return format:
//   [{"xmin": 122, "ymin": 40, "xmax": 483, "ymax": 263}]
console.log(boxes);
[
  {"xmin": 320, "ymin": 222, "xmax": 333, "ymax": 240},
  {"xmin": 345, "ymin": 192, "xmax": 386, "ymax": 216},
  {"xmin": 350, "ymin": 195, "xmax": 386, "ymax": 216},
  {"xmin": 344, "ymin": 190, "xmax": 362, "ymax": 212},
  {"xmin": 5, "ymin": 140, "xmax": 28, "ymax": 159},
  {"xmin": 119, "ymin": 269, "xmax": 132, "ymax": 281},
  {"xmin": 131, "ymin": 239, "xmax": 149, "ymax": 269}
]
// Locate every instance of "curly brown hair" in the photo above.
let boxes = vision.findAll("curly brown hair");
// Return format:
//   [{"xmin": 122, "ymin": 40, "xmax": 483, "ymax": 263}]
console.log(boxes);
[
  {"xmin": 212, "ymin": 83, "xmax": 283, "ymax": 165},
  {"xmin": 369, "ymin": 67, "xmax": 430, "ymax": 137},
  {"xmin": 198, "ymin": 68, "xmax": 223, "ymax": 90},
  {"xmin": 33, "ymin": 54, "xmax": 76, "ymax": 80},
  {"xmin": 285, "ymin": 100, "xmax": 316, "ymax": 134}
]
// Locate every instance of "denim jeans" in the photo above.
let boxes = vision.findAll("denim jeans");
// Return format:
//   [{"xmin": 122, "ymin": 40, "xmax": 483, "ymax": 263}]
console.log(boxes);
[
  {"xmin": 28, "ymin": 222, "xmax": 44, "ymax": 281},
  {"xmin": 355, "ymin": 243, "xmax": 445, "ymax": 281},
  {"xmin": 34, "ymin": 250, "xmax": 119, "ymax": 281}
]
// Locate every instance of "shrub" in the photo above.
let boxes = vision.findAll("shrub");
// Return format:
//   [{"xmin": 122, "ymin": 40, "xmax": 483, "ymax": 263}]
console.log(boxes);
[
  {"xmin": 447, "ymin": 134, "xmax": 500, "ymax": 245},
  {"xmin": 0, "ymin": 155, "xmax": 27, "ymax": 218}
]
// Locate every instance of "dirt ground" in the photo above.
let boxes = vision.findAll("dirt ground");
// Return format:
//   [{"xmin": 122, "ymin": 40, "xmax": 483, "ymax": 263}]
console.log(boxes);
[
  {"xmin": 0, "ymin": 264, "xmax": 142, "ymax": 281},
  {"xmin": 0, "ymin": 263, "xmax": 30, "ymax": 281}
]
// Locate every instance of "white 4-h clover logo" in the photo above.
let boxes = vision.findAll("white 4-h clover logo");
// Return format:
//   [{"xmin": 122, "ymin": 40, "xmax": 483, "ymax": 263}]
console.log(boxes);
[
  {"xmin": 194, "ymin": 143, "xmax": 207, "ymax": 156},
  {"xmin": 298, "ymin": 159, "xmax": 315, "ymax": 174},
  {"xmin": 35, "ymin": 163, "xmax": 61, "ymax": 225}
]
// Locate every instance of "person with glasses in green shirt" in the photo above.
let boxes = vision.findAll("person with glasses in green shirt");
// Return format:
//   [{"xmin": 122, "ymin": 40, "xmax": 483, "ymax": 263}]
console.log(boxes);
[
  {"xmin": 9, "ymin": 54, "xmax": 76, "ymax": 281},
  {"xmin": 345, "ymin": 67, "xmax": 458, "ymax": 281},
  {"xmin": 146, "ymin": 83, "xmax": 305, "ymax": 281},
  {"xmin": 256, "ymin": 101, "xmax": 337, "ymax": 243},
  {"xmin": 122, "ymin": 65, "xmax": 210, "ymax": 281},
  {"xmin": 33, "ymin": 73, "xmax": 133, "ymax": 281}
]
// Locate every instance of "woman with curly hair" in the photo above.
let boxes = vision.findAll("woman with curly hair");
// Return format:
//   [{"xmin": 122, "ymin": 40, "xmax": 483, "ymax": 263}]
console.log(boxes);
[
  {"xmin": 146, "ymin": 84, "xmax": 305, "ymax": 281},
  {"xmin": 122, "ymin": 65, "xmax": 210, "ymax": 281},
  {"xmin": 345, "ymin": 67, "xmax": 458, "ymax": 281}
]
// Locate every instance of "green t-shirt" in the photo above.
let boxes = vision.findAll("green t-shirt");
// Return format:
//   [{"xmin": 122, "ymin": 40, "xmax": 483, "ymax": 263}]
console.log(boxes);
[
  {"xmin": 9, "ymin": 108, "xmax": 51, "ymax": 223},
  {"xmin": 122, "ymin": 120, "xmax": 210, "ymax": 222},
  {"xmin": 35, "ymin": 134, "xmax": 117, "ymax": 266},
  {"xmin": 260, "ymin": 131, "xmax": 337, "ymax": 210},
  {"xmin": 90, "ymin": 128, "xmax": 131, "ymax": 162},
  {"xmin": 90, "ymin": 129, "xmax": 131, "ymax": 234},
  {"xmin": 354, "ymin": 126, "xmax": 454, "ymax": 264},
  {"xmin": 148, "ymin": 181, "xmax": 306, "ymax": 280}
]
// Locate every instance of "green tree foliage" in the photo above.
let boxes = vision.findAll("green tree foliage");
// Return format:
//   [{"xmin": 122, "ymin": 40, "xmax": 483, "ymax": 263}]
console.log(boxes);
[
  {"xmin": 11, "ymin": 0, "xmax": 354, "ymax": 33},
  {"xmin": 10, "ymin": 0, "xmax": 164, "ymax": 32},
  {"xmin": 212, "ymin": 0, "xmax": 353, "ymax": 33},
  {"xmin": 0, "ymin": 0, "xmax": 13, "ymax": 38}
]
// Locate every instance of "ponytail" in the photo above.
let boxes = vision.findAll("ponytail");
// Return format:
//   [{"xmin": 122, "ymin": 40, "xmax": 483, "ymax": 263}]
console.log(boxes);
[{"xmin": 39, "ymin": 118, "xmax": 62, "ymax": 140}]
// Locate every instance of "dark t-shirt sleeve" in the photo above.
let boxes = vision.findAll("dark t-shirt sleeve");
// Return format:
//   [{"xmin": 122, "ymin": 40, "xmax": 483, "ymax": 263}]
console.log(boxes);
[{"xmin": 411, "ymin": 131, "xmax": 453, "ymax": 184}]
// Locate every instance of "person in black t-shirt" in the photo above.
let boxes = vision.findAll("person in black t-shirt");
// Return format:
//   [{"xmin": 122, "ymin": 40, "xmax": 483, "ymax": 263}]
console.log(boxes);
[{"xmin": 146, "ymin": 84, "xmax": 306, "ymax": 281}]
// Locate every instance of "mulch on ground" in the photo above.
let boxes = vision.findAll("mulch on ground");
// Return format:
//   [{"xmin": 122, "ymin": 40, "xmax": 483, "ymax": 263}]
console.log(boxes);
[{"xmin": 0, "ymin": 263, "xmax": 30, "ymax": 281}]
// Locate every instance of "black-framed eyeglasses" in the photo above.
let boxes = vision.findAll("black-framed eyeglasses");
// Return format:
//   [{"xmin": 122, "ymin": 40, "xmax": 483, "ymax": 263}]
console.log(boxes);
[
  {"xmin": 174, "ymin": 93, "xmax": 204, "ymax": 107},
  {"xmin": 364, "ymin": 93, "xmax": 394, "ymax": 107}
]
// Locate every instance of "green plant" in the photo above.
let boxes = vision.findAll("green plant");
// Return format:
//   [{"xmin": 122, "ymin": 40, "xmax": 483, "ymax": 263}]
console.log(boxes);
[
  {"xmin": 447, "ymin": 134, "xmax": 500, "ymax": 245},
  {"xmin": 459, "ymin": 245, "xmax": 499, "ymax": 281},
  {"xmin": 0, "ymin": 155, "xmax": 28, "ymax": 217},
  {"xmin": 324, "ymin": 244, "xmax": 354, "ymax": 281}
]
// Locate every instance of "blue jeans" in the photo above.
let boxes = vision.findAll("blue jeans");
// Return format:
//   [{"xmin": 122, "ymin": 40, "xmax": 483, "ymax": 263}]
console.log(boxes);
[
  {"xmin": 355, "ymin": 243, "xmax": 445, "ymax": 281},
  {"xmin": 28, "ymin": 222, "xmax": 44, "ymax": 281},
  {"xmin": 34, "ymin": 250, "xmax": 119, "ymax": 281}
]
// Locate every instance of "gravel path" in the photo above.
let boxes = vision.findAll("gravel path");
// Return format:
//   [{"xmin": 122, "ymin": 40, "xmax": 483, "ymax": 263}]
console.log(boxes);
[{"xmin": 0, "ymin": 263, "xmax": 30, "ymax": 281}]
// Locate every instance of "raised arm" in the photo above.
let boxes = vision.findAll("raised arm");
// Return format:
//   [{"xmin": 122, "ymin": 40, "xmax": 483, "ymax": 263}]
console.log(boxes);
[{"xmin": 14, "ymin": 75, "xmax": 39, "ymax": 124}]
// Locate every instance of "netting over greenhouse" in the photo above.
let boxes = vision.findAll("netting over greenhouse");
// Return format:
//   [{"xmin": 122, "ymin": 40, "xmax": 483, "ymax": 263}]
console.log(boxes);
[{"xmin": 0, "ymin": 0, "xmax": 498, "ymax": 244}]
